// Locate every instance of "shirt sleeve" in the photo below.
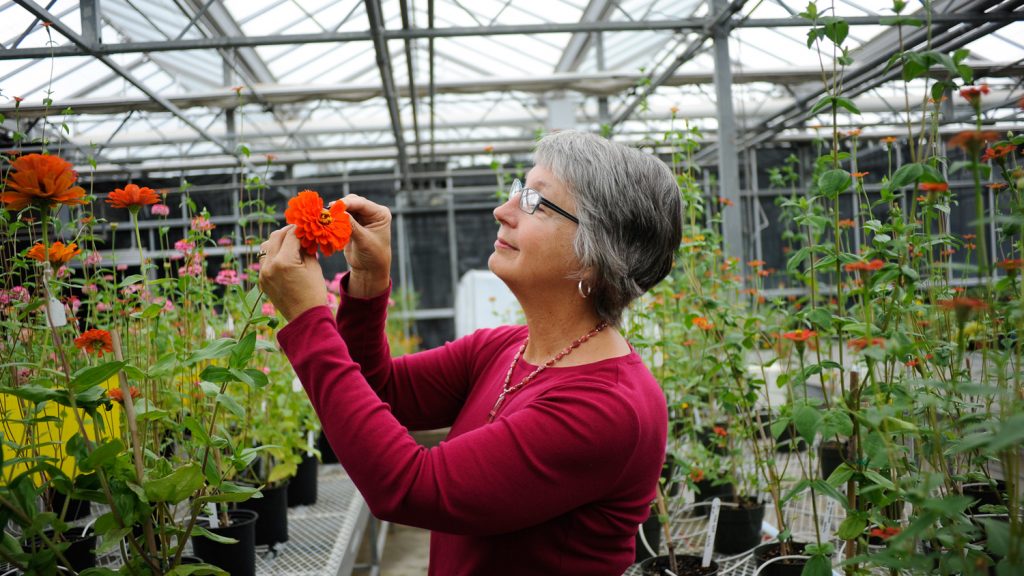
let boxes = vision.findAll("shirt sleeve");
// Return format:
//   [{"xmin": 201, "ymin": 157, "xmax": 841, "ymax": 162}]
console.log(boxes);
[
  {"xmin": 333, "ymin": 274, "xmax": 476, "ymax": 430},
  {"xmin": 278, "ymin": 306, "xmax": 641, "ymax": 535}
]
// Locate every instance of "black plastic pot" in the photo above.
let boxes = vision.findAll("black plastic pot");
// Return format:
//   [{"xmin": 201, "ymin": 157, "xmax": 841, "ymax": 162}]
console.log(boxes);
[
  {"xmin": 819, "ymin": 440, "xmax": 848, "ymax": 480},
  {"xmin": 639, "ymin": 554, "xmax": 719, "ymax": 576},
  {"xmin": 693, "ymin": 479, "xmax": 735, "ymax": 517},
  {"xmin": 753, "ymin": 541, "xmax": 810, "ymax": 576},
  {"xmin": 317, "ymin": 431, "xmax": 338, "ymax": 464},
  {"xmin": 24, "ymin": 526, "xmax": 96, "ymax": 572},
  {"xmin": 237, "ymin": 481, "xmax": 289, "ymax": 547},
  {"xmin": 288, "ymin": 453, "xmax": 319, "ymax": 507},
  {"xmin": 713, "ymin": 498, "xmax": 765, "ymax": 554},
  {"xmin": 48, "ymin": 489, "xmax": 91, "ymax": 522},
  {"xmin": 192, "ymin": 509, "xmax": 258, "ymax": 576},
  {"xmin": 635, "ymin": 509, "xmax": 662, "ymax": 563},
  {"xmin": 963, "ymin": 480, "xmax": 1007, "ymax": 515}
]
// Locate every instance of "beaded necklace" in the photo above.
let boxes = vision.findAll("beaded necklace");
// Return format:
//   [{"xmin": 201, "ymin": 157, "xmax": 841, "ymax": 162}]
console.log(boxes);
[{"xmin": 487, "ymin": 321, "xmax": 608, "ymax": 422}]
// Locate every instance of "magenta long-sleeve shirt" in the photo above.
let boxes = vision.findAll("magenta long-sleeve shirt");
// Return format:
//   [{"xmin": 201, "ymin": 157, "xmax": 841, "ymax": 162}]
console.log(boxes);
[{"xmin": 277, "ymin": 279, "xmax": 667, "ymax": 575}]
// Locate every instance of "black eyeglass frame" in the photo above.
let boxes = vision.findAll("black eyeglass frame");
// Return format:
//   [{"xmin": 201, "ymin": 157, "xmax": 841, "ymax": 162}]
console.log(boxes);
[{"xmin": 509, "ymin": 179, "xmax": 580, "ymax": 225}]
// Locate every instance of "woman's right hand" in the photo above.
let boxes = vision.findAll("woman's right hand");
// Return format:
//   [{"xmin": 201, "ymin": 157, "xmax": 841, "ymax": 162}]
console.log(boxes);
[{"xmin": 338, "ymin": 194, "xmax": 392, "ymax": 298}]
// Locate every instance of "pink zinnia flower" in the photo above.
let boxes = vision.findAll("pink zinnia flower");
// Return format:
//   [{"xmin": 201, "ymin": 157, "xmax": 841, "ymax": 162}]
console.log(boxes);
[
  {"xmin": 96, "ymin": 302, "xmax": 112, "ymax": 312},
  {"xmin": 174, "ymin": 240, "xmax": 195, "ymax": 253},
  {"xmin": 84, "ymin": 251, "xmax": 102, "ymax": 266},
  {"xmin": 262, "ymin": 302, "xmax": 276, "ymax": 316},
  {"xmin": 191, "ymin": 216, "xmax": 215, "ymax": 232},
  {"xmin": 150, "ymin": 204, "xmax": 170, "ymax": 217},
  {"xmin": 83, "ymin": 284, "xmax": 98, "ymax": 294},
  {"xmin": 248, "ymin": 262, "xmax": 261, "ymax": 272},
  {"xmin": 178, "ymin": 262, "xmax": 203, "ymax": 277},
  {"xmin": 116, "ymin": 264, "xmax": 128, "ymax": 271},
  {"xmin": 215, "ymin": 269, "xmax": 241, "ymax": 286},
  {"xmin": 217, "ymin": 237, "xmax": 233, "ymax": 247}
]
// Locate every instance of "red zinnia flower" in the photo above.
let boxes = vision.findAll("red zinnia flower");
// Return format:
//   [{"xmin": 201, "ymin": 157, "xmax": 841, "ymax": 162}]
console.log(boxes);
[
  {"xmin": 781, "ymin": 329, "xmax": 816, "ymax": 342},
  {"xmin": 869, "ymin": 526, "xmax": 901, "ymax": 540},
  {"xmin": 27, "ymin": 241, "xmax": 80, "ymax": 267},
  {"xmin": 74, "ymin": 329, "xmax": 113, "ymax": 357},
  {"xmin": 959, "ymin": 84, "xmax": 989, "ymax": 106},
  {"xmin": 937, "ymin": 297, "xmax": 988, "ymax": 312},
  {"xmin": 689, "ymin": 468, "xmax": 705, "ymax": 483},
  {"xmin": 718, "ymin": 196, "xmax": 734, "ymax": 207},
  {"xmin": 713, "ymin": 426, "xmax": 728, "ymax": 437},
  {"xmin": 284, "ymin": 190, "xmax": 352, "ymax": 257},
  {"xmin": 848, "ymin": 337, "xmax": 885, "ymax": 351},
  {"xmin": 108, "ymin": 386, "xmax": 141, "ymax": 404},
  {"xmin": 1, "ymin": 154, "xmax": 88, "ymax": 211},
  {"xmin": 981, "ymin": 144, "xmax": 1017, "ymax": 163},
  {"xmin": 106, "ymin": 183, "xmax": 159, "ymax": 210},
  {"xmin": 996, "ymin": 258, "xmax": 1024, "ymax": 271}
]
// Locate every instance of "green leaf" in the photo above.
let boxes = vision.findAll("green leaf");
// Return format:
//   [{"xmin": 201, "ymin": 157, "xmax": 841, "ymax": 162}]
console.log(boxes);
[
  {"xmin": 833, "ymin": 97, "xmax": 860, "ymax": 115},
  {"xmin": 241, "ymin": 368, "xmax": 269, "ymax": 388},
  {"xmin": 793, "ymin": 404, "xmax": 823, "ymax": 444},
  {"xmin": 810, "ymin": 479, "xmax": 847, "ymax": 505},
  {"xmin": 194, "ymin": 482, "xmax": 261, "ymax": 504},
  {"xmin": 822, "ymin": 17, "xmax": 849, "ymax": 46},
  {"xmin": 200, "ymin": 366, "xmax": 233, "ymax": 383},
  {"xmin": 190, "ymin": 524, "xmax": 239, "ymax": 545},
  {"xmin": 187, "ymin": 338, "xmax": 236, "ymax": 365},
  {"xmin": 891, "ymin": 163, "xmax": 924, "ymax": 188},
  {"xmin": 818, "ymin": 169, "xmax": 852, "ymax": 199},
  {"xmin": 979, "ymin": 518, "xmax": 1010, "ymax": 558},
  {"xmin": 837, "ymin": 511, "xmax": 868, "ymax": 539},
  {"xmin": 229, "ymin": 332, "xmax": 257, "ymax": 370},
  {"xmin": 216, "ymin": 393, "xmax": 245, "ymax": 419},
  {"xmin": 166, "ymin": 562, "xmax": 229, "ymax": 576},
  {"xmin": 781, "ymin": 478, "xmax": 811, "ymax": 505},
  {"xmin": 863, "ymin": 469, "xmax": 896, "ymax": 491},
  {"xmin": 118, "ymin": 274, "xmax": 146, "ymax": 288},
  {"xmin": 79, "ymin": 439, "xmax": 124, "ymax": 472},
  {"xmin": 809, "ymin": 95, "xmax": 833, "ymax": 116},
  {"xmin": 71, "ymin": 362, "xmax": 125, "ymax": 391},
  {"xmin": 802, "ymin": 554, "xmax": 833, "ymax": 576},
  {"xmin": 131, "ymin": 302, "xmax": 164, "ymax": 319},
  {"xmin": 821, "ymin": 409, "xmax": 853, "ymax": 438},
  {"xmin": 144, "ymin": 463, "xmax": 204, "ymax": 504}
]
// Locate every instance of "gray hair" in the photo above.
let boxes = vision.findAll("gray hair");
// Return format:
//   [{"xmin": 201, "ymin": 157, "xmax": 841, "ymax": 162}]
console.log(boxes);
[{"xmin": 534, "ymin": 130, "xmax": 682, "ymax": 326}]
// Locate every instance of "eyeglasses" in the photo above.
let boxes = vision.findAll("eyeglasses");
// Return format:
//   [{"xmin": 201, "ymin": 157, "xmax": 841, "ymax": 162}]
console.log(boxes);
[{"xmin": 509, "ymin": 179, "xmax": 579, "ymax": 225}]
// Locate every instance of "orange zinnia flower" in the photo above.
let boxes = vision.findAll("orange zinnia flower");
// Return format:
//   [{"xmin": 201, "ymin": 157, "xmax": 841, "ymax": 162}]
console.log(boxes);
[
  {"xmin": 996, "ymin": 258, "xmax": 1024, "ymax": 271},
  {"xmin": 106, "ymin": 183, "xmax": 159, "ymax": 211},
  {"xmin": 869, "ymin": 526, "xmax": 901, "ymax": 540},
  {"xmin": 837, "ymin": 219, "xmax": 856, "ymax": 229},
  {"xmin": 844, "ymin": 259, "xmax": 884, "ymax": 272},
  {"xmin": 748, "ymin": 260, "xmax": 765, "ymax": 268},
  {"xmin": 959, "ymin": 84, "xmax": 989, "ymax": 106},
  {"xmin": 27, "ymin": 241, "xmax": 80, "ymax": 267},
  {"xmin": 948, "ymin": 131, "xmax": 999, "ymax": 152},
  {"xmin": 713, "ymin": 426, "xmax": 728, "ymax": 437},
  {"xmin": 74, "ymin": 329, "xmax": 113, "ymax": 357},
  {"xmin": 781, "ymin": 329, "xmax": 816, "ymax": 342},
  {"xmin": 108, "ymin": 386, "xmax": 141, "ymax": 404},
  {"xmin": 284, "ymin": 190, "xmax": 352, "ymax": 257},
  {"xmin": 689, "ymin": 468, "xmax": 704, "ymax": 482},
  {"xmin": 851, "ymin": 171, "xmax": 869, "ymax": 179},
  {"xmin": 880, "ymin": 136, "xmax": 898, "ymax": 144},
  {"xmin": 692, "ymin": 317, "xmax": 714, "ymax": 330},
  {"xmin": 846, "ymin": 129, "xmax": 862, "ymax": 138},
  {"xmin": 918, "ymin": 182, "xmax": 948, "ymax": 193},
  {"xmin": 1, "ymin": 153, "xmax": 88, "ymax": 211}
]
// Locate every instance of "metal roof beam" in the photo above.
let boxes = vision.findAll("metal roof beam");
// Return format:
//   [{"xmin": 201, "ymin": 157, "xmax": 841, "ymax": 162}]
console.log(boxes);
[
  {"xmin": 365, "ymin": 0, "xmax": 410, "ymax": 188},
  {"xmin": 10, "ymin": 0, "xmax": 249, "ymax": 167},
  {"xmin": 554, "ymin": 0, "xmax": 614, "ymax": 73},
  {"xmin": 6, "ymin": 12, "xmax": 1024, "ymax": 60},
  {"xmin": 7, "ymin": 63, "xmax": 1024, "ymax": 117}
]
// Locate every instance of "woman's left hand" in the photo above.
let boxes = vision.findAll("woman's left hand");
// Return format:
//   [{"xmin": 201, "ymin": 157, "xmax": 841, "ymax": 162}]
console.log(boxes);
[{"xmin": 258, "ymin": 225, "xmax": 329, "ymax": 321}]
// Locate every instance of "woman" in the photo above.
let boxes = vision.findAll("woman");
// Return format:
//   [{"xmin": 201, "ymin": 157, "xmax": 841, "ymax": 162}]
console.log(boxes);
[{"xmin": 259, "ymin": 130, "xmax": 682, "ymax": 575}]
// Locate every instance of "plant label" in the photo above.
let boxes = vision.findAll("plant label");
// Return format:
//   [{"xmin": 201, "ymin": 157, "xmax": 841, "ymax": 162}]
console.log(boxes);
[{"xmin": 703, "ymin": 497, "xmax": 721, "ymax": 567}]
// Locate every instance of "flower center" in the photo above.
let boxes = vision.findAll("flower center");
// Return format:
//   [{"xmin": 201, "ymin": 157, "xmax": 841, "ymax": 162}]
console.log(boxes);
[{"xmin": 318, "ymin": 209, "xmax": 333, "ymax": 226}]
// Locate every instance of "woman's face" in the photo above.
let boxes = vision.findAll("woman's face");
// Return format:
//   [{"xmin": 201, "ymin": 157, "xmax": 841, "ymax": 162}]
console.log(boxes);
[{"xmin": 489, "ymin": 165, "xmax": 580, "ymax": 293}]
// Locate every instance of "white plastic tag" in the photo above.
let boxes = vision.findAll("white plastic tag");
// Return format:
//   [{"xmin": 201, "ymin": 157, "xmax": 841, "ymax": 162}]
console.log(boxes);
[
  {"xmin": 821, "ymin": 497, "xmax": 837, "ymax": 536},
  {"xmin": 307, "ymin": 430, "xmax": 315, "ymax": 456},
  {"xmin": 703, "ymin": 498, "xmax": 721, "ymax": 567},
  {"xmin": 47, "ymin": 297, "xmax": 67, "ymax": 327},
  {"xmin": 206, "ymin": 502, "xmax": 219, "ymax": 529},
  {"xmin": 292, "ymin": 377, "xmax": 303, "ymax": 392}
]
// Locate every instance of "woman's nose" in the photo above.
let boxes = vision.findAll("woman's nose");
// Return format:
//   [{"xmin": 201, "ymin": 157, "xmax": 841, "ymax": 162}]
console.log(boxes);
[{"xmin": 493, "ymin": 193, "xmax": 518, "ymax": 224}]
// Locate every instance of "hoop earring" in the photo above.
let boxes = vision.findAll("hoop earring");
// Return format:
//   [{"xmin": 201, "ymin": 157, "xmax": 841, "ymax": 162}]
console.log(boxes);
[{"xmin": 578, "ymin": 279, "xmax": 591, "ymax": 299}]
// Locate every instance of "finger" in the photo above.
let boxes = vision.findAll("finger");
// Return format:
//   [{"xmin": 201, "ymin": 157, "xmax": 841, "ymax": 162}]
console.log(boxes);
[
  {"xmin": 276, "ymin": 223, "xmax": 309, "ymax": 264},
  {"xmin": 339, "ymin": 194, "xmax": 380, "ymax": 223},
  {"xmin": 260, "ymin": 225, "xmax": 294, "ymax": 260}
]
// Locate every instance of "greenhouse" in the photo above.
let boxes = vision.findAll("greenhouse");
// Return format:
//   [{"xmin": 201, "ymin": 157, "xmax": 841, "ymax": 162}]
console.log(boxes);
[{"xmin": 2, "ymin": 0, "xmax": 1024, "ymax": 574}]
